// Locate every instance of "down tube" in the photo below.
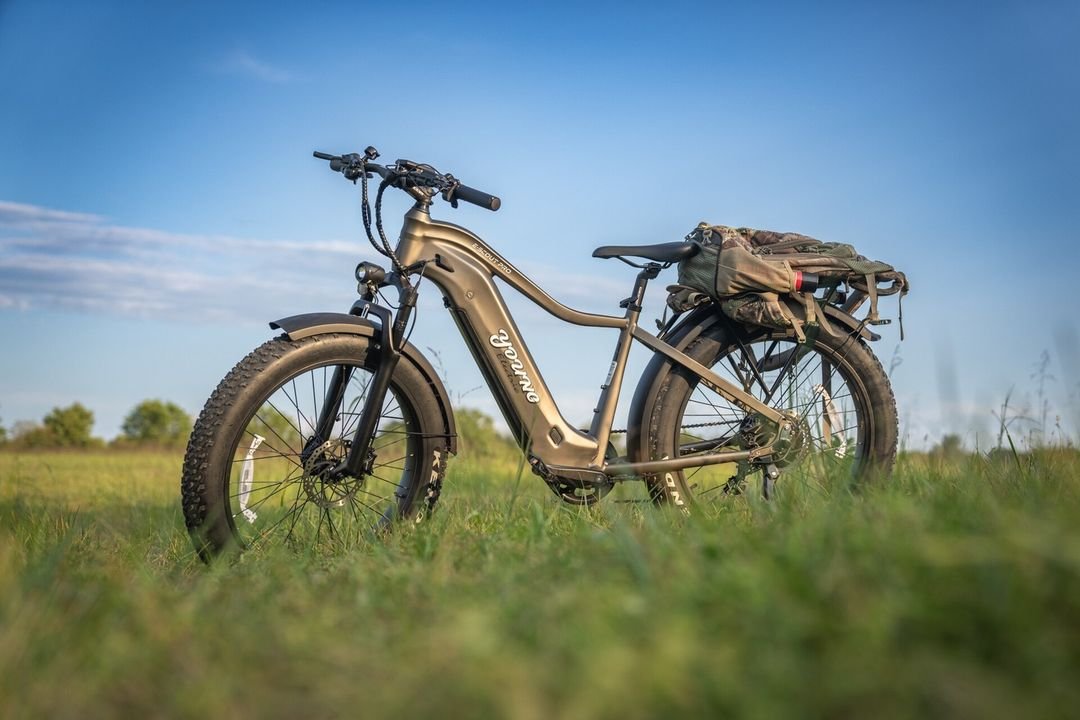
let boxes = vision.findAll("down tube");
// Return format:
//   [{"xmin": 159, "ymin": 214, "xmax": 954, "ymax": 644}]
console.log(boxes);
[{"xmin": 433, "ymin": 264, "xmax": 602, "ymax": 469}]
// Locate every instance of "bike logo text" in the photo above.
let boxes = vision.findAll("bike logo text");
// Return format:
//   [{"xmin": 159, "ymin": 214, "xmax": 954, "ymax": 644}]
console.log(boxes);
[
  {"xmin": 471, "ymin": 242, "xmax": 513, "ymax": 276},
  {"xmin": 489, "ymin": 329, "xmax": 540, "ymax": 403}
]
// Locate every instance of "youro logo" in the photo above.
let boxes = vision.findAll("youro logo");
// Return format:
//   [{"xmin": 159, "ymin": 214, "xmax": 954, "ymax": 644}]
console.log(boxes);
[{"xmin": 489, "ymin": 329, "xmax": 540, "ymax": 403}]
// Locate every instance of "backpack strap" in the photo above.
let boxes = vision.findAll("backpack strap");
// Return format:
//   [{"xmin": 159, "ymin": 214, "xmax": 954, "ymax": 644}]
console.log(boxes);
[
  {"xmin": 898, "ymin": 290, "xmax": 905, "ymax": 341},
  {"xmin": 864, "ymin": 273, "xmax": 879, "ymax": 323},
  {"xmin": 792, "ymin": 291, "xmax": 841, "ymax": 339},
  {"xmin": 763, "ymin": 292, "xmax": 806, "ymax": 343},
  {"xmin": 758, "ymin": 237, "xmax": 822, "ymax": 253},
  {"xmin": 785, "ymin": 305, "xmax": 806, "ymax": 344}
]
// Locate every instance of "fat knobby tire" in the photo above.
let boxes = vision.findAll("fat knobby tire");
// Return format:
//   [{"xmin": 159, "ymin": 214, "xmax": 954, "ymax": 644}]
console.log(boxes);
[
  {"xmin": 643, "ymin": 325, "xmax": 898, "ymax": 506},
  {"xmin": 181, "ymin": 333, "xmax": 447, "ymax": 559}
]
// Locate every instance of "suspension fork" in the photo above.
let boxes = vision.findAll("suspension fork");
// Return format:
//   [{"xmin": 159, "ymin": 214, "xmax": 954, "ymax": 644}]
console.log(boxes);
[
  {"xmin": 322, "ymin": 280, "xmax": 418, "ymax": 479},
  {"xmin": 306, "ymin": 364, "xmax": 355, "ymax": 460}
]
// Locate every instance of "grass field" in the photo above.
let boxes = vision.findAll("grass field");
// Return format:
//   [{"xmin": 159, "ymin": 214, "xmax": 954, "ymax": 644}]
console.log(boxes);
[{"xmin": 2, "ymin": 448, "xmax": 1079, "ymax": 718}]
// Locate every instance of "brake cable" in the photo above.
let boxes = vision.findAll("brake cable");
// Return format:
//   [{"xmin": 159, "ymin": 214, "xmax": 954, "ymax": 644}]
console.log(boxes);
[
  {"xmin": 356, "ymin": 156, "xmax": 460, "ymax": 279},
  {"xmin": 358, "ymin": 161, "xmax": 385, "ymax": 260},
  {"xmin": 357, "ymin": 161, "xmax": 409, "ymax": 277},
  {"xmin": 373, "ymin": 175, "xmax": 405, "ymax": 275}
]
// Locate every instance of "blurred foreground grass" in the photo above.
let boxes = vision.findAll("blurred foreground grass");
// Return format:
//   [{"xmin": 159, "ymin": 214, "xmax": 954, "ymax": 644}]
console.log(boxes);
[{"xmin": 1, "ymin": 449, "xmax": 1079, "ymax": 718}]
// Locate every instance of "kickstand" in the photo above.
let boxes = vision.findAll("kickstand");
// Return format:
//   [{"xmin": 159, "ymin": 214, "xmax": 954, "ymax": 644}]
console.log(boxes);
[{"xmin": 762, "ymin": 462, "xmax": 780, "ymax": 500}]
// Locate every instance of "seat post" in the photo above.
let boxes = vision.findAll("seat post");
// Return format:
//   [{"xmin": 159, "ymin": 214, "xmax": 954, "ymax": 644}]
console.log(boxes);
[{"xmin": 619, "ymin": 262, "xmax": 663, "ymax": 318}]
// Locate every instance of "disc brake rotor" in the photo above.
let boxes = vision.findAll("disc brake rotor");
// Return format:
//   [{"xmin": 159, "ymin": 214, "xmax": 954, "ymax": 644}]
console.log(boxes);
[{"xmin": 301, "ymin": 439, "xmax": 362, "ymax": 509}]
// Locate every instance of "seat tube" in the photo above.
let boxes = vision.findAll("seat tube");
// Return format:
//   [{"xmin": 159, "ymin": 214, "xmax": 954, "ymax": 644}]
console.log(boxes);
[{"xmin": 588, "ymin": 265, "xmax": 657, "ymax": 461}]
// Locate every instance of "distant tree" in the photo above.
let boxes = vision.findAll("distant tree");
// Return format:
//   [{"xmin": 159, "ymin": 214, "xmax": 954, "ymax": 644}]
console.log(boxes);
[
  {"xmin": 121, "ymin": 400, "xmax": 192, "ymax": 446},
  {"xmin": 43, "ymin": 403, "xmax": 96, "ymax": 447},
  {"xmin": 455, "ymin": 407, "xmax": 519, "ymax": 460},
  {"xmin": 11, "ymin": 420, "xmax": 52, "ymax": 448},
  {"xmin": 11, "ymin": 420, "xmax": 40, "ymax": 438},
  {"xmin": 0, "ymin": 410, "xmax": 6, "ymax": 444},
  {"xmin": 930, "ymin": 433, "xmax": 966, "ymax": 460}
]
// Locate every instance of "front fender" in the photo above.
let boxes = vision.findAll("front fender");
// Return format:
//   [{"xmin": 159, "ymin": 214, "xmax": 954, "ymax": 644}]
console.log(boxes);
[{"xmin": 269, "ymin": 312, "xmax": 458, "ymax": 455}]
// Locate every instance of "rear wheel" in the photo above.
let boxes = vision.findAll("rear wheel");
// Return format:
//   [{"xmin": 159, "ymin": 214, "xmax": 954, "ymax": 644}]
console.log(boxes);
[
  {"xmin": 642, "ymin": 324, "xmax": 897, "ymax": 507},
  {"xmin": 181, "ymin": 333, "xmax": 447, "ymax": 560}
]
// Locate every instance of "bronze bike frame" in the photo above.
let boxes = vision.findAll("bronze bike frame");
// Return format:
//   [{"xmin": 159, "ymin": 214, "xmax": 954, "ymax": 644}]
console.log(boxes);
[{"xmin": 387, "ymin": 203, "xmax": 788, "ymax": 481}]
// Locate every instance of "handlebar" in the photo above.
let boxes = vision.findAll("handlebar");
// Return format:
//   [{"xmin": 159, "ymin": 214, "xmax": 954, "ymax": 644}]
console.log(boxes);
[
  {"xmin": 312, "ymin": 148, "xmax": 501, "ymax": 212},
  {"xmin": 446, "ymin": 183, "xmax": 501, "ymax": 212}
]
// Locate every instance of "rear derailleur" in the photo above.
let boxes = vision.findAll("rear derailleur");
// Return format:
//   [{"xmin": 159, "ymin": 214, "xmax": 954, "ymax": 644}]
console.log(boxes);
[{"xmin": 722, "ymin": 413, "xmax": 808, "ymax": 499}]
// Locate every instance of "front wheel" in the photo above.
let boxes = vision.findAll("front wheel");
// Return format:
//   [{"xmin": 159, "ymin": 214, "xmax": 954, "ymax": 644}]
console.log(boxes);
[
  {"xmin": 181, "ymin": 333, "xmax": 448, "ymax": 560},
  {"xmin": 641, "ymin": 323, "xmax": 897, "ymax": 507}
]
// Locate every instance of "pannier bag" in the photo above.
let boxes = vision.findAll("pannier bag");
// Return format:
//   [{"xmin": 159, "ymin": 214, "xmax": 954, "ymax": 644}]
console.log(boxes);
[{"xmin": 668, "ymin": 223, "xmax": 909, "ymax": 341}]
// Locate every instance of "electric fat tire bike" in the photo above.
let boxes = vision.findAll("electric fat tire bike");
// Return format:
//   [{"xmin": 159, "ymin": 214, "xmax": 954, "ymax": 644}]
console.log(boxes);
[{"xmin": 181, "ymin": 146, "xmax": 898, "ymax": 560}]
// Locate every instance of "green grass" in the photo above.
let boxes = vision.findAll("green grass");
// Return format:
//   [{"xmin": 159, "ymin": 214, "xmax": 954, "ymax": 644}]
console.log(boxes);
[{"xmin": 1, "ymin": 449, "xmax": 1079, "ymax": 718}]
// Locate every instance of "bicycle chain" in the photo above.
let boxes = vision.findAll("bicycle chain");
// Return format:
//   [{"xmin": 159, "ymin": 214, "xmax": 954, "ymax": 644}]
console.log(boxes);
[{"xmin": 608, "ymin": 419, "xmax": 733, "ymax": 435}]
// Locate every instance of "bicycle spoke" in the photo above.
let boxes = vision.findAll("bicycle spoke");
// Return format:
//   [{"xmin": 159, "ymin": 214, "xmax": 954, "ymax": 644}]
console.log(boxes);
[
  {"xmin": 733, "ymin": 338, "xmax": 771, "ymax": 396},
  {"xmin": 659, "ymin": 328, "xmax": 877, "ymax": 502},
  {"xmin": 285, "ymin": 379, "xmax": 316, "ymax": 436},
  {"xmin": 200, "ymin": 345, "xmax": 426, "ymax": 556},
  {"xmin": 243, "ymin": 423, "xmax": 303, "ymax": 469}
]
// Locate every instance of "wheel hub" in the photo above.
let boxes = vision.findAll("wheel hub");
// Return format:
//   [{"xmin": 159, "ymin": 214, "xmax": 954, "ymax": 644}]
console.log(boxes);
[
  {"xmin": 739, "ymin": 413, "xmax": 810, "ymax": 469},
  {"xmin": 302, "ymin": 439, "xmax": 362, "ymax": 509},
  {"xmin": 770, "ymin": 416, "xmax": 811, "ymax": 468}
]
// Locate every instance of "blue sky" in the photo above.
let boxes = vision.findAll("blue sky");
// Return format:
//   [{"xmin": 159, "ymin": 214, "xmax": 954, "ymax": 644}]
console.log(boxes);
[{"xmin": 1, "ymin": 0, "xmax": 1078, "ymax": 447}]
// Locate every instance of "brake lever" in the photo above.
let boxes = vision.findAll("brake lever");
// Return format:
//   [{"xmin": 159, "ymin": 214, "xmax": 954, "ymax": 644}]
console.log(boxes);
[
  {"xmin": 327, "ymin": 153, "xmax": 364, "ymax": 182},
  {"xmin": 441, "ymin": 173, "xmax": 461, "ymax": 208}
]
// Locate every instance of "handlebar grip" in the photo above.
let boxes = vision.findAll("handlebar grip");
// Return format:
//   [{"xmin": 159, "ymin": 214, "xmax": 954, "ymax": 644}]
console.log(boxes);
[
  {"xmin": 313, "ymin": 151, "xmax": 335, "ymax": 160},
  {"xmin": 453, "ymin": 184, "xmax": 501, "ymax": 211}
]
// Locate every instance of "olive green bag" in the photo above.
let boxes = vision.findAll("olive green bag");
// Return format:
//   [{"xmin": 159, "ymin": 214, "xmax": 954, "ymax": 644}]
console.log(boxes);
[{"xmin": 668, "ymin": 223, "xmax": 908, "ymax": 340}]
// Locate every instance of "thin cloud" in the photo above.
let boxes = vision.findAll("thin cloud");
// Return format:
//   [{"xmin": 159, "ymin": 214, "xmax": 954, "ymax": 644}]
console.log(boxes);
[
  {"xmin": 0, "ymin": 200, "xmax": 632, "ymax": 324},
  {"xmin": 0, "ymin": 200, "xmax": 101, "ymax": 225},
  {"xmin": 218, "ymin": 49, "xmax": 295, "ymax": 84},
  {"xmin": 0, "ymin": 200, "xmax": 363, "ymax": 322},
  {"xmin": 0, "ymin": 294, "xmax": 29, "ymax": 310}
]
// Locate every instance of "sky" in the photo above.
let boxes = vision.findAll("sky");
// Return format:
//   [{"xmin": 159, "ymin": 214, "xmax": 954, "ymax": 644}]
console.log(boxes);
[{"xmin": 1, "ymin": 0, "xmax": 1078, "ymax": 448}]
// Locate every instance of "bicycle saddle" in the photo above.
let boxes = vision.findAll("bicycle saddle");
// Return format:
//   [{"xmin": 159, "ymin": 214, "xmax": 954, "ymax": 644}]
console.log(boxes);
[{"xmin": 592, "ymin": 242, "xmax": 699, "ymax": 263}]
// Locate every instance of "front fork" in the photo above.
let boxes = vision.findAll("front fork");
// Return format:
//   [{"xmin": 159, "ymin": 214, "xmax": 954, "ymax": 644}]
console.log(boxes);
[{"xmin": 305, "ymin": 275, "xmax": 417, "ymax": 481}]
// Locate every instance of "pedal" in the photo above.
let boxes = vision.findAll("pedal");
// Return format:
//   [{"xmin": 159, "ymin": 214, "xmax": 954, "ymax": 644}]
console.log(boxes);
[{"xmin": 721, "ymin": 476, "xmax": 743, "ymax": 496}]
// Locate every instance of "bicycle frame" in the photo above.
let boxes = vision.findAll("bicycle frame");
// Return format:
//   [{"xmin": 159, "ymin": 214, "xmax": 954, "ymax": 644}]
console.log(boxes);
[
  {"xmin": 376, "ymin": 204, "xmax": 788, "ymax": 480},
  {"xmin": 180, "ymin": 149, "xmax": 901, "ymax": 562}
]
